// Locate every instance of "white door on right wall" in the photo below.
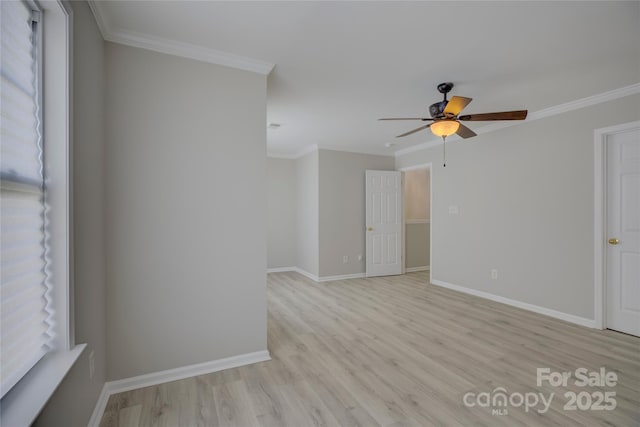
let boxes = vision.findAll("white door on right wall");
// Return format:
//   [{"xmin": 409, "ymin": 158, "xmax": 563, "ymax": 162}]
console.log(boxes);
[{"xmin": 606, "ymin": 128, "xmax": 640, "ymax": 336}]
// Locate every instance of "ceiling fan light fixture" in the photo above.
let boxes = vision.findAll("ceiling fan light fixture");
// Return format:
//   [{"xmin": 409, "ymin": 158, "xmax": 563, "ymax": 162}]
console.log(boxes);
[{"xmin": 430, "ymin": 120, "xmax": 459, "ymax": 137}]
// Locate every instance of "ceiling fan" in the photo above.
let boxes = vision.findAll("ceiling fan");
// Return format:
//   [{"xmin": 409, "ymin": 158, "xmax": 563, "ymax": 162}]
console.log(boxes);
[{"xmin": 379, "ymin": 82, "xmax": 527, "ymax": 165}]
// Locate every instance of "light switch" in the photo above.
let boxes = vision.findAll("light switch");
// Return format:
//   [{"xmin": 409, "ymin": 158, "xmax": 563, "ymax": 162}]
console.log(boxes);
[{"xmin": 449, "ymin": 205, "xmax": 459, "ymax": 215}]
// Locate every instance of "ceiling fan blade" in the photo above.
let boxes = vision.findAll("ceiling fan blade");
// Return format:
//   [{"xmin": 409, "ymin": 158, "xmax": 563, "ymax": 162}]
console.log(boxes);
[
  {"xmin": 458, "ymin": 110, "xmax": 528, "ymax": 121},
  {"xmin": 379, "ymin": 118, "xmax": 434, "ymax": 121},
  {"xmin": 443, "ymin": 96, "xmax": 472, "ymax": 116},
  {"xmin": 456, "ymin": 123, "xmax": 477, "ymax": 139},
  {"xmin": 396, "ymin": 124, "xmax": 431, "ymax": 138}
]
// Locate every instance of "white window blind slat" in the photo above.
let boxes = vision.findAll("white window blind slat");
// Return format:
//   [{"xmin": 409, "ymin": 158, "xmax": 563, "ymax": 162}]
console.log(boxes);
[
  {"xmin": 1, "ymin": 274, "xmax": 46, "ymax": 304},
  {"xmin": 2, "ymin": 243, "xmax": 45, "ymax": 271},
  {"xmin": 1, "ymin": 0, "xmax": 53, "ymax": 398},
  {"xmin": 2, "ymin": 79, "xmax": 41, "ymax": 181}
]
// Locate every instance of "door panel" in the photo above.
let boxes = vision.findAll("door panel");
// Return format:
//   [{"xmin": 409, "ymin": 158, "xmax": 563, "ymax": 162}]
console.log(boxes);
[
  {"xmin": 366, "ymin": 170, "xmax": 402, "ymax": 277},
  {"xmin": 606, "ymin": 128, "xmax": 640, "ymax": 336}
]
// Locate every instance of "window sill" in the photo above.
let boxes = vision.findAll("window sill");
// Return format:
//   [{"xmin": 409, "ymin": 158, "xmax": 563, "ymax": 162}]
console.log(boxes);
[{"xmin": 0, "ymin": 344, "xmax": 86, "ymax": 426}]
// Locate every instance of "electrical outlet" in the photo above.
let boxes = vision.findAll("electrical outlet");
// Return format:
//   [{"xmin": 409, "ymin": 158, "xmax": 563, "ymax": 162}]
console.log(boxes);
[
  {"xmin": 89, "ymin": 350, "xmax": 95, "ymax": 379},
  {"xmin": 357, "ymin": 254, "xmax": 362, "ymax": 261},
  {"xmin": 491, "ymin": 269, "xmax": 498, "ymax": 280},
  {"xmin": 343, "ymin": 255, "xmax": 349, "ymax": 264}
]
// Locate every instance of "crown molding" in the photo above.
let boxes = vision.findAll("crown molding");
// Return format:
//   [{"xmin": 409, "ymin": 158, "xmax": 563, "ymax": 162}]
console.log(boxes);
[
  {"xmin": 86, "ymin": 0, "xmax": 111, "ymax": 38},
  {"xmin": 529, "ymin": 83, "xmax": 640, "ymax": 120},
  {"xmin": 106, "ymin": 29, "xmax": 275, "ymax": 75},
  {"xmin": 86, "ymin": 1, "xmax": 274, "ymax": 75},
  {"xmin": 394, "ymin": 82, "xmax": 640, "ymax": 157}
]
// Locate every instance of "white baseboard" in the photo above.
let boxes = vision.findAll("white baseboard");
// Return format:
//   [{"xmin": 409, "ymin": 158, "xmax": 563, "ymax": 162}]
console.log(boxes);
[
  {"xmin": 318, "ymin": 272, "xmax": 366, "ymax": 282},
  {"xmin": 276, "ymin": 267, "xmax": 366, "ymax": 283},
  {"xmin": 291, "ymin": 267, "xmax": 320, "ymax": 282},
  {"xmin": 88, "ymin": 350, "xmax": 271, "ymax": 427},
  {"xmin": 430, "ymin": 279, "xmax": 596, "ymax": 328},
  {"xmin": 405, "ymin": 266, "xmax": 430, "ymax": 273},
  {"xmin": 267, "ymin": 266, "xmax": 296, "ymax": 273},
  {"xmin": 273, "ymin": 267, "xmax": 430, "ymax": 283},
  {"xmin": 87, "ymin": 383, "xmax": 111, "ymax": 427}
]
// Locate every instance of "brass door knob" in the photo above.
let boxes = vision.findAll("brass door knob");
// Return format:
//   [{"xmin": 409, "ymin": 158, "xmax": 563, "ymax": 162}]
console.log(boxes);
[
  {"xmin": 367, "ymin": 227, "xmax": 373, "ymax": 231},
  {"xmin": 608, "ymin": 238, "xmax": 619, "ymax": 245}
]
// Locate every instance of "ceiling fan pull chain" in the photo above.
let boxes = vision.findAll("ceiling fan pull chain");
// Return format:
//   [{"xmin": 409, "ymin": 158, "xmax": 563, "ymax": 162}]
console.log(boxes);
[{"xmin": 442, "ymin": 136, "xmax": 447, "ymax": 167}]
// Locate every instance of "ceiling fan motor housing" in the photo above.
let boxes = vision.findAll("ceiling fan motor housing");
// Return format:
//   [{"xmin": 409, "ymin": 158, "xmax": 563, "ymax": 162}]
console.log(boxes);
[
  {"xmin": 429, "ymin": 101, "xmax": 448, "ymax": 118},
  {"xmin": 430, "ymin": 82, "xmax": 454, "ymax": 118}
]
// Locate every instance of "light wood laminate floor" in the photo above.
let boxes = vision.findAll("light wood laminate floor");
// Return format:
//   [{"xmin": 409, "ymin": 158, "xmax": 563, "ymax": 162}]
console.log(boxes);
[{"xmin": 100, "ymin": 271, "xmax": 640, "ymax": 426}]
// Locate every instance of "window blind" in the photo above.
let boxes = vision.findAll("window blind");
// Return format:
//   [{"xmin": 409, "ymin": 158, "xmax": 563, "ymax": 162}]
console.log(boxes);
[{"xmin": 1, "ymin": 0, "xmax": 53, "ymax": 398}]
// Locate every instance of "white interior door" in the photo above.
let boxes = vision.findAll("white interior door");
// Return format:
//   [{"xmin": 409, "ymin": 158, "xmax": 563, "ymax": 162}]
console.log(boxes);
[
  {"xmin": 366, "ymin": 170, "xmax": 402, "ymax": 277},
  {"xmin": 606, "ymin": 128, "xmax": 640, "ymax": 336}
]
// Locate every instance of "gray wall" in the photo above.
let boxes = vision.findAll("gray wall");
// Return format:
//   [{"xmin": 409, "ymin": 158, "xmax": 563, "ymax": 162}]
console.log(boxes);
[
  {"xmin": 396, "ymin": 94, "xmax": 640, "ymax": 320},
  {"xmin": 267, "ymin": 158, "xmax": 297, "ymax": 268},
  {"xmin": 318, "ymin": 149, "xmax": 394, "ymax": 277},
  {"xmin": 35, "ymin": 1, "xmax": 107, "ymax": 425},
  {"xmin": 405, "ymin": 223, "xmax": 429, "ymax": 269},
  {"xmin": 295, "ymin": 151, "xmax": 319, "ymax": 276},
  {"xmin": 104, "ymin": 43, "xmax": 268, "ymax": 380}
]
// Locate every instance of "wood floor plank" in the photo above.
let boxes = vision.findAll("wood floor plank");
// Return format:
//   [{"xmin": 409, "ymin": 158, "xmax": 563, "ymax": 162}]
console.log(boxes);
[
  {"xmin": 239, "ymin": 361, "xmax": 297, "ymax": 427},
  {"xmin": 118, "ymin": 404, "xmax": 142, "ymax": 427},
  {"xmin": 212, "ymin": 380, "xmax": 258, "ymax": 427},
  {"xmin": 100, "ymin": 271, "xmax": 640, "ymax": 426},
  {"xmin": 194, "ymin": 374, "xmax": 219, "ymax": 427},
  {"xmin": 142, "ymin": 382, "xmax": 179, "ymax": 427}
]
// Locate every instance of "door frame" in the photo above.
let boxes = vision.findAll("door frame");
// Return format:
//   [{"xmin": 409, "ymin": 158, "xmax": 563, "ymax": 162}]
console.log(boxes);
[
  {"xmin": 398, "ymin": 163, "xmax": 433, "ymax": 284},
  {"xmin": 593, "ymin": 120, "xmax": 640, "ymax": 330}
]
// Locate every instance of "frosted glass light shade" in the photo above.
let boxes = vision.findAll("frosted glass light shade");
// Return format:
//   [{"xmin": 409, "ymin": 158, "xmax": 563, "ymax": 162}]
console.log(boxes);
[{"xmin": 431, "ymin": 120, "xmax": 460, "ymax": 137}]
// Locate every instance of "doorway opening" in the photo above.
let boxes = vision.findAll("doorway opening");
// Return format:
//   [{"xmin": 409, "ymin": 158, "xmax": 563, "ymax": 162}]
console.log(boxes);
[{"xmin": 400, "ymin": 164, "xmax": 432, "ymax": 282}]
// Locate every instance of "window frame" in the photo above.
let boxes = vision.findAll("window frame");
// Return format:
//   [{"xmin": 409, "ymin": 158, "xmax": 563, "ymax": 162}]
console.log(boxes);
[
  {"xmin": 1, "ymin": 0, "xmax": 48, "ymax": 398},
  {"xmin": 0, "ymin": 1, "xmax": 84, "ymax": 424}
]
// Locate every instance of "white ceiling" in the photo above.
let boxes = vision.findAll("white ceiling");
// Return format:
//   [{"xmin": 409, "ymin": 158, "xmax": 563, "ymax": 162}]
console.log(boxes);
[{"xmin": 90, "ymin": 1, "xmax": 640, "ymax": 157}]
